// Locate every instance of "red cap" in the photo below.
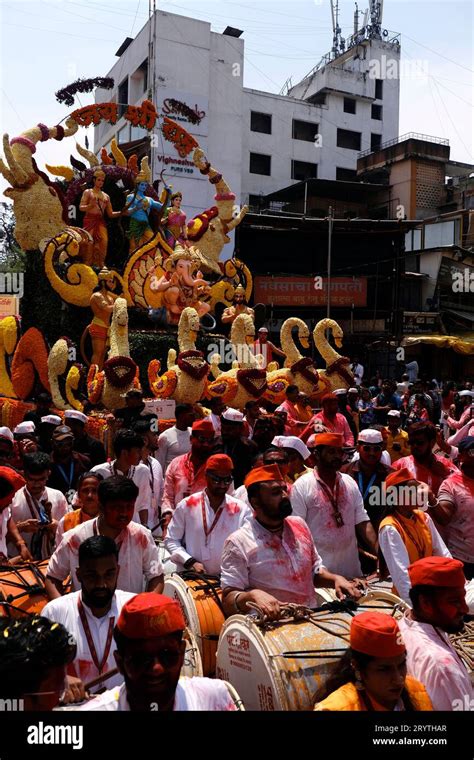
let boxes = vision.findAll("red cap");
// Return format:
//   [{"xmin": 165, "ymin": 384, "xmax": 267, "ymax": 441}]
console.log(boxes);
[
  {"xmin": 385, "ymin": 468, "xmax": 413, "ymax": 488},
  {"xmin": 116, "ymin": 593, "xmax": 185, "ymax": 639},
  {"xmin": 321, "ymin": 393, "xmax": 337, "ymax": 403},
  {"xmin": 350, "ymin": 612, "xmax": 405, "ymax": 658},
  {"xmin": 312, "ymin": 433, "xmax": 344, "ymax": 448},
  {"xmin": 205, "ymin": 453, "xmax": 233, "ymax": 473},
  {"xmin": 191, "ymin": 419, "xmax": 215, "ymax": 435},
  {"xmin": 0, "ymin": 466, "xmax": 26, "ymax": 510},
  {"xmin": 408, "ymin": 556, "xmax": 466, "ymax": 589},
  {"xmin": 244, "ymin": 464, "xmax": 285, "ymax": 488}
]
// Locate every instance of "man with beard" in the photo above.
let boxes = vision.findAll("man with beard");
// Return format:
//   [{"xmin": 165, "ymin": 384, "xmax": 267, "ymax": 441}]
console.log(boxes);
[
  {"xmin": 80, "ymin": 593, "xmax": 238, "ymax": 711},
  {"xmin": 398, "ymin": 556, "xmax": 472, "ymax": 711},
  {"xmin": 300, "ymin": 393, "xmax": 354, "ymax": 446},
  {"xmin": 165, "ymin": 454, "xmax": 251, "ymax": 575},
  {"xmin": 42, "ymin": 535, "xmax": 134, "ymax": 694},
  {"xmin": 221, "ymin": 284, "xmax": 254, "ymax": 326},
  {"xmin": 393, "ymin": 422, "xmax": 459, "ymax": 496},
  {"xmin": 64, "ymin": 410, "xmax": 106, "ymax": 468},
  {"xmin": 342, "ymin": 428, "xmax": 393, "ymax": 531},
  {"xmin": 220, "ymin": 408, "xmax": 258, "ymax": 488},
  {"xmin": 436, "ymin": 437, "xmax": 474, "ymax": 579},
  {"xmin": 221, "ymin": 464, "xmax": 361, "ymax": 619},
  {"xmin": 291, "ymin": 433, "xmax": 377, "ymax": 580}
]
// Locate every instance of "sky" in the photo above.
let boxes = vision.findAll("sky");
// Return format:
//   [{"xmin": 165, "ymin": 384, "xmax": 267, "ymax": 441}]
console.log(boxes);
[{"xmin": 0, "ymin": 0, "xmax": 472, "ymax": 200}]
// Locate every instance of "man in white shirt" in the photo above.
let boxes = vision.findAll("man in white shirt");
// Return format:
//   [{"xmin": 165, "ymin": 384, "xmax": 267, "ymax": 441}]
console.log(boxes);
[
  {"xmin": 0, "ymin": 466, "xmax": 32, "ymax": 564},
  {"xmin": 291, "ymin": 433, "xmax": 377, "ymax": 579},
  {"xmin": 45, "ymin": 476, "xmax": 164, "ymax": 598},
  {"xmin": 9, "ymin": 451, "xmax": 69, "ymax": 560},
  {"xmin": 80, "ymin": 593, "xmax": 238, "ymax": 711},
  {"xmin": 350, "ymin": 356, "xmax": 364, "ymax": 386},
  {"xmin": 133, "ymin": 418, "xmax": 164, "ymax": 532},
  {"xmin": 91, "ymin": 429, "xmax": 152, "ymax": 526},
  {"xmin": 165, "ymin": 454, "xmax": 251, "ymax": 575},
  {"xmin": 156, "ymin": 404, "xmax": 194, "ymax": 474},
  {"xmin": 42, "ymin": 534, "xmax": 134, "ymax": 693},
  {"xmin": 398, "ymin": 556, "xmax": 472, "ymax": 711},
  {"xmin": 221, "ymin": 464, "xmax": 361, "ymax": 619}
]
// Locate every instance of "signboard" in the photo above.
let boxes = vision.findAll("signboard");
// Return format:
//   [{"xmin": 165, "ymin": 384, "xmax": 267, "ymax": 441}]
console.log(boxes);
[
  {"xmin": 0, "ymin": 296, "xmax": 19, "ymax": 319},
  {"xmin": 253, "ymin": 277, "xmax": 367, "ymax": 307},
  {"xmin": 438, "ymin": 257, "xmax": 474, "ymax": 289},
  {"xmin": 143, "ymin": 399, "xmax": 176, "ymax": 420},
  {"xmin": 402, "ymin": 312, "xmax": 439, "ymax": 334},
  {"xmin": 154, "ymin": 89, "xmax": 208, "ymax": 181}
]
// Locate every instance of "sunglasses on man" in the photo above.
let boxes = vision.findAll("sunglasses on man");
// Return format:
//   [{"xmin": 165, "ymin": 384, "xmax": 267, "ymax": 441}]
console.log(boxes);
[
  {"xmin": 361, "ymin": 444, "xmax": 382, "ymax": 452},
  {"xmin": 207, "ymin": 473, "xmax": 233, "ymax": 485}
]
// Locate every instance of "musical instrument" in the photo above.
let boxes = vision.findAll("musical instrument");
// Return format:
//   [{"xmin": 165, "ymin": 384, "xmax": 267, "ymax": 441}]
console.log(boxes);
[
  {"xmin": 216, "ymin": 593, "xmax": 409, "ymax": 711},
  {"xmin": 0, "ymin": 560, "xmax": 51, "ymax": 617},
  {"xmin": 163, "ymin": 572, "xmax": 224, "ymax": 676},
  {"xmin": 223, "ymin": 680, "xmax": 245, "ymax": 711},
  {"xmin": 182, "ymin": 627, "xmax": 203, "ymax": 678}
]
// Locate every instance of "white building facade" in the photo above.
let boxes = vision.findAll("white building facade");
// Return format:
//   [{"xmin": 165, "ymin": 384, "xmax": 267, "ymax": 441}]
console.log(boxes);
[{"xmin": 95, "ymin": 9, "xmax": 400, "ymax": 216}]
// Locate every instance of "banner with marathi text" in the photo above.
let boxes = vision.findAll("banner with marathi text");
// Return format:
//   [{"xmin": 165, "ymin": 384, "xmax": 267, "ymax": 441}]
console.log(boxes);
[{"xmin": 254, "ymin": 276, "xmax": 367, "ymax": 307}]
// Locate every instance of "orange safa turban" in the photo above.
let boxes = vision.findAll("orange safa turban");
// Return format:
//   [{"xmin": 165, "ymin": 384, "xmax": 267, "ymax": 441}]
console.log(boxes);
[
  {"xmin": 116, "ymin": 593, "xmax": 185, "ymax": 639},
  {"xmin": 244, "ymin": 464, "xmax": 285, "ymax": 489},
  {"xmin": 408, "ymin": 556, "xmax": 466, "ymax": 589},
  {"xmin": 350, "ymin": 611, "xmax": 405, "ymax": 658}
]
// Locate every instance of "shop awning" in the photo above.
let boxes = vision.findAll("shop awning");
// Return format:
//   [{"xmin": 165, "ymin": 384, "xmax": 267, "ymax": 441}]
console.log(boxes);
[{"xmin": 401, "ymin": 334, "xmax": 474, "ymax": 355}]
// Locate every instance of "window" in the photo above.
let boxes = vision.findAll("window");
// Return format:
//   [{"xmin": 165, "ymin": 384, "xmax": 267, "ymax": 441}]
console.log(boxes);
[
  {"xmin": 250, "ymin": 152, "xmax": 271, "ymax": 176},
  {"xmin": 292, "ymin": 119, "xmax": 318, "ymax": 142},
  {"xmin": 118, "ymin": 78, "xmax": 128, "ymax": 117},
  {"xmin": 375, "ymin": 79, "xmax": 383, "ymax": 100},
  {"xmin": 343, "ymin": 97, "xmax": 356, "ymax": 114},
  {"xmin": 336, "ymin": 167, "xmax": 358, "ymax": 181},
  {"xmin": 405, "ymin": 229, "xmax": 422, "ymax": 252},
  {"xmin": 249, "ymin": 194, "xmax": 265, "ymax": 210},
  {"xmin": 371, "ymin": 104, "xmax": 383, "ymax": 120},
  {"xmin": 291, "ymin": 160, "xmax": 317, "ymax": 181},
  {"xmin": 130, "ymin": 125, "xmax": 148, "ymax": 141},
  {"xmin": 117, "ymin": 124, "xmax": 130, "ymax": 144},
  {"xmin": 307, "ymin": 91, "xmax": 326, "ymax": 106},
  {"xmin": 250, "ymin": 112, "xmax": 272, "ymax": 134},
  {"xmin": 337, "ymin": 128, "xmax": 361, "ymax": 151},
  {"xmin": 424, "ymin": 220, "xmax": 460, "ymax": 248},
  {"xmin": 371, "ymin": 133, "xmax": 382, "ymax": 152}
]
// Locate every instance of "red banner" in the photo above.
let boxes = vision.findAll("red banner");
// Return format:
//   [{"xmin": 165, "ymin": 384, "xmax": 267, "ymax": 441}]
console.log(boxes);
[{"xmin": 254, "ymin": 276, "xmax": 367, "ymax": 307}]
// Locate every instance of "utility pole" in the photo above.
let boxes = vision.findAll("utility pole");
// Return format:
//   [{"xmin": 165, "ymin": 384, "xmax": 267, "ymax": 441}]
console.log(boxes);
[{"xmin": 327, "ymin": 206, "xmax": 333, "ymax": 319}]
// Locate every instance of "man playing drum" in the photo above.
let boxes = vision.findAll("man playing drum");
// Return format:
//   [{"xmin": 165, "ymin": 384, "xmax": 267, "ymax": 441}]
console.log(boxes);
[
  {"xmin": 220, "ymin": 464, "xmax": 362, "ymax": 620},
  {"xmin": 165, "ymin": 454, "xmax": 251, "ymax": 575},
  {"xmin": 79, "ymin": 593, "xmax": 239, "ymax": 711}
]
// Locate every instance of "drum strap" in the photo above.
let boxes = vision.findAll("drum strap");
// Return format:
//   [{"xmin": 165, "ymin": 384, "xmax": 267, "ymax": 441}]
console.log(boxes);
[{"xmin": 78, "ymin": 597, "xmax": 115, "ymax": 675}]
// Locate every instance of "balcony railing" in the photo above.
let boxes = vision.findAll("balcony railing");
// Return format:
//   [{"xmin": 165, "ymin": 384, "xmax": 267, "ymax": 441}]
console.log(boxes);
[{"xmin": 359, "ymin": 132, "xmax": 449, "ymax": 158}]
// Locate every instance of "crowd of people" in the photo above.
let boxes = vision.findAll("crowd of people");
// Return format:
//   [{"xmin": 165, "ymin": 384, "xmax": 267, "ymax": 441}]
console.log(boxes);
[{"xmin": 0, "ymin": 366, "xmax": 473, "ymax": 713}]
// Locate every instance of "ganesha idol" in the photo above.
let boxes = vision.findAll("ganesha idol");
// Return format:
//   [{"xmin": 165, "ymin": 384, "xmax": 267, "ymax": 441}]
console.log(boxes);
[{"xmin": 149, "ymin": 245, "xmax": 211, "ymax": 325}]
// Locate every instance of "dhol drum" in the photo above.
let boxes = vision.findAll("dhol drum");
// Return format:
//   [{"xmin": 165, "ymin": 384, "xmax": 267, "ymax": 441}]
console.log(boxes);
[
  {"xmin": 223, "ymin": 680, "xmax": 245, "ymax": 711},
  {"xmin": 216, "ymin": 593, "xmax": 409, "ymax": 711},
  {"xmin": 181, "ymin": 627, "xmax": 203, "ymax": 678},
  {"xmin": 0, "ymin": 560, "xmax": 51, "ymax": 618},
  {"xmin": 163, "ymin": 572, "xmax": 225, "ymax": 676},
  {"xmin": 155, "ymin": 538, "xmax": 178, "ymax": 576}
]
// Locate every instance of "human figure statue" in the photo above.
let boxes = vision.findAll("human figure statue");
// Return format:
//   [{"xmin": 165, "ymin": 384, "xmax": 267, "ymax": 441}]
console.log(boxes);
[
  {"xmin": 163, "ymin": 191, "xmax": 188, "ymax": 249},
  {"xmin": 221, "ymin": 284, "xmax": 255, "ymax": 325},
  {"xmin": 122, "ymin": 160, "xmax": 171, "ymax": 252},
  {"xmin": 79, "ymin": 169, "xmax": 122, "ymax": 268},
  {"xmin": 83, "ymin": 268, "xmax": 118, "ymax": 369}
]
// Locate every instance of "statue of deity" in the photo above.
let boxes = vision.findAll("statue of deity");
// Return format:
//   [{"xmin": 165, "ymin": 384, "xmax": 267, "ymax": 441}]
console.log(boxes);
[
  {"xmin": 149, "ymin": 246, "xmax": 211, "ymax": 325},
  {"xmin": 163, "ymin": 191, "xmax": 188, "ymax": 249},
  {"xmin": 221, "ymin": 284, "xmax": 254, "ymax": 325},
  {"xmin": 83, "ymin": 267, "xmax": 118, "ymax": 369},
  {"xmin": 79, "ymin": 169, "xmax": 122, "ymax": 268},
  {"xmin": 122, "ymin": 158, "xmax": 171, "ymax": 252}
]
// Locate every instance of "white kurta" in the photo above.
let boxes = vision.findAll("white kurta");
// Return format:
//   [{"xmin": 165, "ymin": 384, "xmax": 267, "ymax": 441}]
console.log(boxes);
[
  {"xmin": 143, "ymin": 456, "xmax": 164, "ymax": 530},
  {"xmin": 0, "ymin": 506, "xmax": 10, "ymax": 557},
  {"xmin": 398, "ymin": 613, "xmax": 473, "ymax": 711},
  {"xmin": 42, "ymin": 589, "xmax": 134, "ymax": 691},
  {"xmin": 8, "ymin": 486, "xmax": 69, "ymax": 557},
  {"xmin": 437, "ymin": 472, "xmax": 474, "ymax": 564},
  {"xmin": 378, "ymin": 517, "xmax": 452, "ymax": 604},
  {"xmin": 46, "ymin": 517, "xmax": 163, "ymax": 594},
  {"xmin": 79, "ymin": 677, "xmax": 238, "ymax": 711},
  {"xmin": 220, "ymin": 516, "xmax": 322, "ymax": 607},
  {"xmin": 165, "ymin": 491, "xmax": 252, "ymax": 575},
  {"xmin": 156, "ymin": 426, "xmax": 191, "ymax": 474},
  {"xmin": 291, "ymin": 469, "xmax": 369, "ymax": 578},
  {"xmin": 91, "ymin": 461, "xmax": 153, "ymax": 526}
]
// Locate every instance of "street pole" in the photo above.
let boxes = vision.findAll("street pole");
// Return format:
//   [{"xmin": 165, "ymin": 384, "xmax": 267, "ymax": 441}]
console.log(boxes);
[{"xmin": 327, "ymin": 206, "xmax": 333, "ymax": 319}]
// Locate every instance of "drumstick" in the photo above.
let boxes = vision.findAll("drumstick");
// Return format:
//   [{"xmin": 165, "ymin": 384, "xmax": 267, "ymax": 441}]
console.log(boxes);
[{"xmin": 84, "ymin": 667, "xmax": 119, "ymax": 691}]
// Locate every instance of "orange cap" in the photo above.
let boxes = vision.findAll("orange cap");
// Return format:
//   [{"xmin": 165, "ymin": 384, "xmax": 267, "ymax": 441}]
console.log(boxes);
[
  {"xmin": 0, "ymin": 466, "xmax": 26, "ymax": 510},
  {"xmin": 408, "ymin": 556, "xmax": 466, "ymax": 589},
  {"xmin": 205, "ymin": 453, "xmax": 233, "ymax": 473},
  {"xmin": 116, "ymin": 593, "xmax": 185, "ymax": 639},
  {"xmin": 385, "ymin": 468, "xmax": 413, "ymax": 488},
  {"xmin": 350, "ymin": 611, "xmax": 405, "ymax": 658},
  {"xmin": 312, "ymin": 433, "xmax": 344, "ymax": 448},
  {"xmin": 244, "ymin": 464, "xmax": 285, "ymax": 488},
  {"xmin": 191, "ymin": 419, "xmax": 215, "ymax": 435}
]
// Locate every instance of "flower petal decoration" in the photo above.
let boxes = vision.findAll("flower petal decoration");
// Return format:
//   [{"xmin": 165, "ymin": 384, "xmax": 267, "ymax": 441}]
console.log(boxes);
[
  {"xmin": 87, "ymin": 364, "xmax": 104, "ymax": 404},
  {"xmin": 236, "ymin": 368, "xmax": 267, "ymax": 399},
  {"xmin": 11, "ymin": 328, "xmax": 50, "ymax": 400},
  {"xmin": 153, "ymin": 370, "xmax": 178, "ymax": 399},
  {"xmin": 103, "ymin": 356, "xmax": 137, "ymax": 390},
  {"xmin": 290, "ymin": 357, "xmax": 320, "ymax": 387},
  {"xmin": 177, "ymin": 350, "xmax": 209, "ymax": 381}
]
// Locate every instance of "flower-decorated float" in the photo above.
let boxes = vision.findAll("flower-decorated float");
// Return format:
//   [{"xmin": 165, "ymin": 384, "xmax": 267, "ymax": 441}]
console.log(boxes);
[{"xmin": 0, "ymin": 76, "xmax": 352, "ymax": 417}]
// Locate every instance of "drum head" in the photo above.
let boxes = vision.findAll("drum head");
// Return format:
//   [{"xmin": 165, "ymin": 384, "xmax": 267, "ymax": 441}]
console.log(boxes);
[{"xmin": 0, "ymin": 561, "xmax": 50, "ymax": 618}]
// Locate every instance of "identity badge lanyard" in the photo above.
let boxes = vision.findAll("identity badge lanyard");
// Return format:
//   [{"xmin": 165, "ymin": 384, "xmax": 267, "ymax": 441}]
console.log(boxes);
[
  {"xmin": 57, "ymin": 461, "xmax": 75, "ymax": 505},
  {"xmin": 78, "ymin": 598, "xmax": 115, "ymax": 674},
  {"xmin": 358, "ymin": 472, "xmax": 377, "ymax": 501},
  {"xmin": 201, "ymin": 493, "xmax": 224, "ymax": 546}
]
